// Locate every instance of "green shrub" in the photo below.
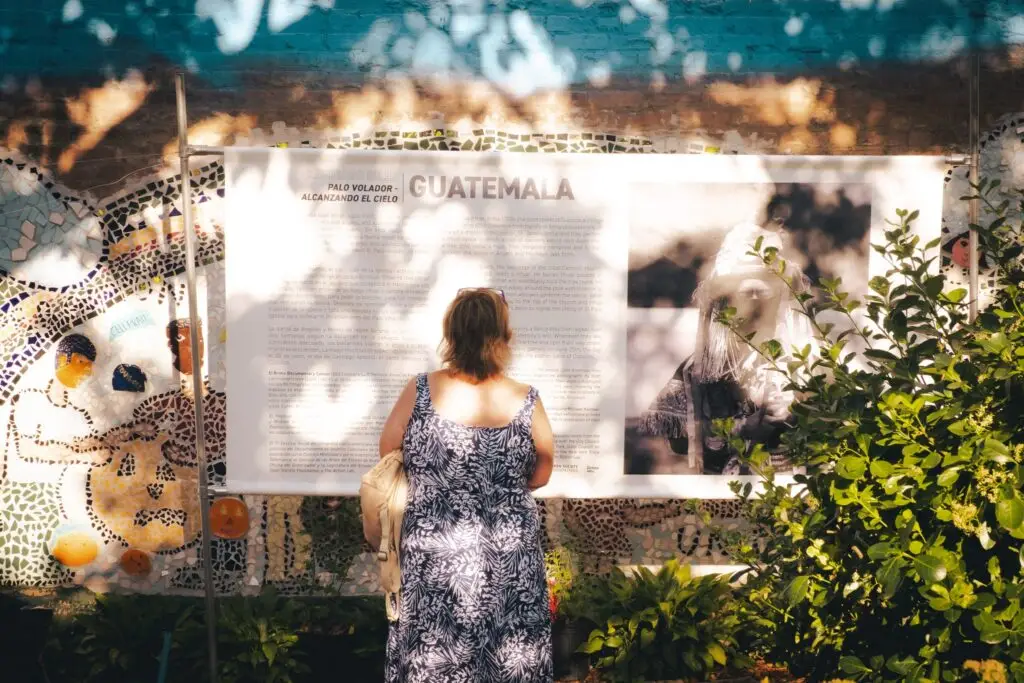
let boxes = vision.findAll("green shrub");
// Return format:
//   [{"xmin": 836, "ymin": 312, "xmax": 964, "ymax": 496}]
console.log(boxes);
[
  {"xmin": 545, "ymin": 545, "xmax": 575, "ymax": 617},
  {"xmin": 720, "ymin": 182, "xmax": 1024, "ymax": 682},
  {"xmin": 302, "ymin": 595, "xmax": 388, "ymax": 662},
  {"xmin": 299, "ymin": 496, "xmax": 366, "ymax": 584},
  {"xmin": 40, "ymin": 591, "xmax": 390, "ymax": 683},
  {"xmin": 44, "ymin": 593, "xmax": 200, "ymax": 683},
  {"xmin": 579, "ymin": 560, "xmax": 748, "ymax": 682},
  {"xmin": 178, "ymin": 589, "xmax": 310, "ymax": 683},
  {"xmin": 546, "ymin": 542, "xmax": 607, "ymax": 625}
]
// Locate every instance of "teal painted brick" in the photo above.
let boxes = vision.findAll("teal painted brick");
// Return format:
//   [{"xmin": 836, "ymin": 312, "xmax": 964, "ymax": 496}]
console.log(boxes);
[{"xmin": 1, "ymin": 0, "xmax": 1023, "ymax": 91}]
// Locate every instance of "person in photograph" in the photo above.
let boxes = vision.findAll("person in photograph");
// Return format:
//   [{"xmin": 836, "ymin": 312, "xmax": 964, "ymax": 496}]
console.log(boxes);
[
  {"xmin": 378, "ymin": 287, "xmax": 556, "ymax": 683},
  {"xmin": 634, "ymin": 222, "xmax": 814, "ymax": 475}
]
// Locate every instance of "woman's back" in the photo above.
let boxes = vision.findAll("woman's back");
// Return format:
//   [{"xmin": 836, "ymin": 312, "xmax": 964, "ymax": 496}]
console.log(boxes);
[
  {"xmin": 387, "ymin": 371, "xmax": 552, "ymax": 682},
  {"xmin": 380, "ymin": 287, "xmax": 554, "ymax": 682},
  {"xmin": 404, "ymin": 371, "xmax": 539, "ymax": 491}
]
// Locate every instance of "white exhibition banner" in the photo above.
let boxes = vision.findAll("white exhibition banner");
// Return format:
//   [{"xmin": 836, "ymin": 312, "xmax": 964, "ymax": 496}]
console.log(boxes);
[{"xmin": 223, "ymin": 148, "xmax": 946, "ymax": 498}]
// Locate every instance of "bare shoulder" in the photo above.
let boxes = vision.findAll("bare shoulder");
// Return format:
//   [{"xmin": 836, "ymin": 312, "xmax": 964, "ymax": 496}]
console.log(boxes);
[
  {"xmin": 387, "ymin": 374, "xmax": 419, "ymax": 411},
  {"xmin": 500, "ymin": 375, "xmax": 534, "ymax": 401},
  {"xmin": 399, "ymin": 373, "xmax": 420, "ymax": 397}
]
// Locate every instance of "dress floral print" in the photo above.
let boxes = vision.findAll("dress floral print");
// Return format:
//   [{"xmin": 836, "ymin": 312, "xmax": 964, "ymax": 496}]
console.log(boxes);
[{"xmin": 386, "ymin": 373, "xmax": 553, "ymax": 683}]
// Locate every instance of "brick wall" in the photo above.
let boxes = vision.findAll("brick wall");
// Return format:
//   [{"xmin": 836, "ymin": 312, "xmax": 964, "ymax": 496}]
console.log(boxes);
[{"xmin": 2, "ymin": 2, "xmax": 1024, "ymax": 187}]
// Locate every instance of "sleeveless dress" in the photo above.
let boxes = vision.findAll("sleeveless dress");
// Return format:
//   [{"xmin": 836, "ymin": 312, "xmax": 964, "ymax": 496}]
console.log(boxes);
[{"xmin": 385, "ymin": 373, "xmax": 553, "ymax": 683}]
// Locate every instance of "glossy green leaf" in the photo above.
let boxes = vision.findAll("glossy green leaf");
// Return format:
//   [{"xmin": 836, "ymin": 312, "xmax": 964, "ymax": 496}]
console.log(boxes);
[
  {"xmin": 983, "ymin": 438, "xmax": 1011, "ymax": 463},
  {"xmin": 886, "ymin": 655, "xmax": 918, "ymax": 675},
  {"xmin": 839, "ymin": 655, "xmax": 872, "ymax": 675},
  {"xmin": 869, "ymin": 277, "xmax": 891, "ymax": 297},
  {"xmin": 973, "ymin": 612, "xmax": 1011, "ymax": 644},
  {"xmin": 837, "ymin": 456, "xmax": 867, "ymax": 480},
  {"xmin": 937, "ymin": 467, "xmax": 961, "ymax": 488},
  {"xmin": 914, "ymin": 554, "xmax": 948, "ymax": 583},
  {"xmin": 923, "ymin": 276, "xmax": 944, "ymax": 298},
  {"xmin": 870, "ymin": 460, "xmax": 894, "ymax": 478},
  {"xmin": 867, "ymin": 542, "xmax": 893, "ymax": 560},
  {"xmin": 948, "ymin": 420, "xmax": 970, "ymax": 436},
  {"xmin": 945, "ymin": 288, "xmax": 967, "ymax": 303},
  {"xmin": 878, "ymin": 557, "xmax": 905, "ymax": 599},
  {"xmin": 639, "ymin": 628, "xmax": 656, "ymax": 649},
  {"xmin": 784, "ymin": 576, "xmax": 811, "ymax": 607},
  {"xmin": 996, "ymin": 495, "xmax": 1024, "ymax": 531},
  {"xmin": 977, "ymin": 523, "xmax": 995, "ymax": 550},
  {"xmin": 972, "ymin": 592, "xmax": 997, "ymax": 611}
]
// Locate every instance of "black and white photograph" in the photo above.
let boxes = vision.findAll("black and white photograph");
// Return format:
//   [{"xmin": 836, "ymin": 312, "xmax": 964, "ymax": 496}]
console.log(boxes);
[{"xmin": 624, "ymin": 181, "xmax": 873, "ymax": 476}]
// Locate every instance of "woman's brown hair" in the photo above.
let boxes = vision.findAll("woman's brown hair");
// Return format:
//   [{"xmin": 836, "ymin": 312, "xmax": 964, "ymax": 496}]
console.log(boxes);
[{"xmin": 438, "ymin": 289, "xmax": 512, "ymax": 381}]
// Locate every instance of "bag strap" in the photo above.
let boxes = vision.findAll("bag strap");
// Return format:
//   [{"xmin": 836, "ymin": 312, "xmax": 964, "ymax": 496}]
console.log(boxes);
[
  {"xmin": 377, "ymin": 504, "xmax": 391, "ymax": 561},
  {"xmin": 385, "ymin": 592, "xmax": 399, "ymax": 622},
  {"xmin": 379, "ymin": 503, "xmax": 400, "ymax": 622}
]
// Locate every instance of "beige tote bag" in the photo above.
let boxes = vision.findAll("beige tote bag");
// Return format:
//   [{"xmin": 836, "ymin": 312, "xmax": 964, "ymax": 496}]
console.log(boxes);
[{"xmin": 359, "ymin": 448, "xmax": 408, "ymax": 621}]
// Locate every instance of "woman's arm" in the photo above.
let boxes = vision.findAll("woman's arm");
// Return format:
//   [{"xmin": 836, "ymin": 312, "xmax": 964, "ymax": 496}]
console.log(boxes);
[
  {"xmin": 528, "ymin": 395, "xmax": 554, "ymax": 490},
  {"xmin": 378, "ymin": 376, "xmax": 417, "ymax": 457}
]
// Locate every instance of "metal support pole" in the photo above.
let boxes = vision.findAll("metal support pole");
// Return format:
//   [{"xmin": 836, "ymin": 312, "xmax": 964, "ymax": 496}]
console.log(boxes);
[
  {"xmin": 968, "ymin": 52, "xmax": 981, "ymax": 321},
  {"xmin": 189, "ymin": 145, "xmax": 226, "ymax": 156},
  {"xmin": 175, "ymin": 71, "xmax": 219, "ymax": 683}
]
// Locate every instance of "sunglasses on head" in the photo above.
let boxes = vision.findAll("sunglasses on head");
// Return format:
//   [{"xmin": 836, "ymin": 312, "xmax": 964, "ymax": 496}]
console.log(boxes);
[{"xmin": 458, "ymin": 287, "xmax": 507, "ymax": 303}]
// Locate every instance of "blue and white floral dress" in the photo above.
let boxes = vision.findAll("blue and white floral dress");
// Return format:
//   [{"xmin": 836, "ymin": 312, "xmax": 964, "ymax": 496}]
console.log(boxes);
[{"xmin": 385, "ymin": 373, "xmax": 552, "ymax": 683}]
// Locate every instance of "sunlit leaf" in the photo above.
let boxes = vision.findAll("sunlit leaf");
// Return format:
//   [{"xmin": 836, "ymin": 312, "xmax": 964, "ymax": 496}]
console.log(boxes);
[
  {"xmin": 914, "ymin": 553, "xmax": 947, "ymax": 584},
  {"xmin": 839, "ymin": 655, "xmax": 872, "ymax": 675},
  {"xmin": 974, "ymin": 612, "xmax": 1011, "ymax": 644},
  {"xmin": 937, "ymin": 467, "xmax": 961, "ymax": 488},
  {"xmin": 837, "ymin": 456, "xmax": 867, "ymax": 480},
  {"xmin": 878, "ymin": 557, "xmax": 905, "ymax": 598},
  {"xmin": 945, "ymin": 288, "xmax": 967, "ymax": 303},
  {"xmin": 867, "ymin": 543, "xmax": 893, "ymax": 560},
  {"xmin": 784, "ymin": 576, "xmax": 811, "ymax": 607},
  {"xmin": 996, "ymin": 495, "xmax": 1024, "ymax": 531},
  {"xmin": 870, "ymin": 461, "xmax": 894, "ymax": 478}
]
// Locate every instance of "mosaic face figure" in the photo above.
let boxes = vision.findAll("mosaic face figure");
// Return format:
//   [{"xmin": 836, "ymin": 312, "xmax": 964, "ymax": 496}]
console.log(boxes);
[
  {"xmin": 88, "ymin": 429, "xmax": 201, "ymax": 553},
  {"xmin": 5, "ymin": 331, "xmax": 108, "ymax": 471},
  {"xmin": 167, "ymin": 319, "xmax": 203, "ymax": 376},
  {"xmin": 54, "ymin": 333, "xmax": 97, "ymax": 389},
  {"xmin": 210, "ymin": 497, "xmax": 249, "ymax": 540},
  {"xmin": 951, "ymin": 235, "xmax": 968, "ymax": 268}
]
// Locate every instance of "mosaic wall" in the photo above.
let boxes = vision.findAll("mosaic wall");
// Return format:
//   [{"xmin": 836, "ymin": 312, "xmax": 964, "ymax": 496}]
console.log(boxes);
[{"xmin": 0, "ymin": 115, "xmax": 1017, "ymax": 596}]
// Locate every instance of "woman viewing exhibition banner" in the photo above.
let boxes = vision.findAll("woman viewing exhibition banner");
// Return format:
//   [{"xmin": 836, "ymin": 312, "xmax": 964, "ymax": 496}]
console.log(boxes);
[{"xmin": 223, "ymin": 148, "xmax": 945, "ymax": 498}]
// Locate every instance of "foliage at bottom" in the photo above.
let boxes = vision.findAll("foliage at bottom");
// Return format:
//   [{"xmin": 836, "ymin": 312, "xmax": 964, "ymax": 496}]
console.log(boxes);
[
  {"xmin": 37, "ymin": 590, "xmax": 387, "ymax": 683},
  {"xmin": 576, "ymin": 560, "xmax": 748, "ymax": 682}
]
